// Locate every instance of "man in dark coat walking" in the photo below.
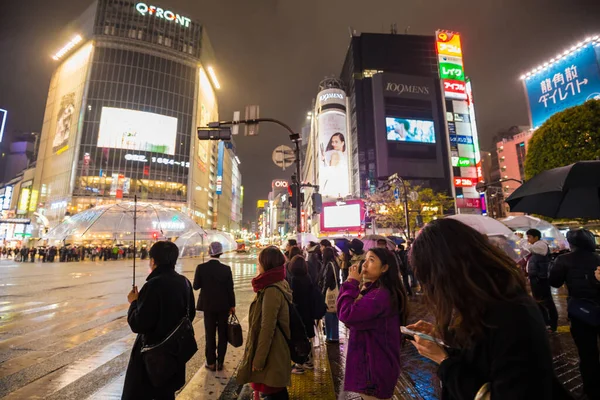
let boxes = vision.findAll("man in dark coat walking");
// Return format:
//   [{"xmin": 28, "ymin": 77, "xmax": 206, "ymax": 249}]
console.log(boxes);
[
  {"xmin": 122, "ymin": 241, "xmax": 195, "ymax": 400},
  {"xmin": 193, "ymin": 241, "xmax": 235, "ymax": 371}
]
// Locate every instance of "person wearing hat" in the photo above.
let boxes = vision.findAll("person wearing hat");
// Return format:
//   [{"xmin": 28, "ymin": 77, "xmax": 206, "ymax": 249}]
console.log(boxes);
[
  {"xmin": 348, "ymin": 239, "xmax": 366, "ymax": 274},
  {"xmin": 193, "ymin": 242, "xmax": 236, "ymax": 371}
]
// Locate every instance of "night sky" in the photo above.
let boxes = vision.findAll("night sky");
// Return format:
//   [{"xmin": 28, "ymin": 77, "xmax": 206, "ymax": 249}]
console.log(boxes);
[{"xmin": 1, "ymin": 0, "xmax": 599, "ymax": 224}]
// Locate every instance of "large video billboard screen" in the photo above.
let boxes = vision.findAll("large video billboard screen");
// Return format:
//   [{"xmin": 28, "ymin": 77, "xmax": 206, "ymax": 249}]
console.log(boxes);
[
  {"xmin": 524, "ymin": 44, "xmax": 600, "ymax": 128},
  {"xmin": 97, "ymin": 107, "xmax": 177, "ymax": 155},
  {"xmin": 318, "ymin": 110, "xmax": 350, "ymax": 198},
  {"xmin": 386, "ymin": 117, "xmax": 436, "ymax": 143},
  {"xmin": 322, "ymin": 203, "xmax": 361, "ymax": 229}
]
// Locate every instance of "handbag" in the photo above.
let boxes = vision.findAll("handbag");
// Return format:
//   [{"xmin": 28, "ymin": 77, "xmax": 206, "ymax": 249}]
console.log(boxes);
[
  {"xmin": 567, "ymin": 297, "xmax": 600, "ymax": 326},
  {"xmin": 325, "ymin": 262, "xmax": 339, "ymax": 313},
  {"xmin": 141, "ymin": 279, "xmax": 198, "ymax": 387},
  {"xmin": 227, "ymin": 313, "xmax": 244, "ymax": 348}
]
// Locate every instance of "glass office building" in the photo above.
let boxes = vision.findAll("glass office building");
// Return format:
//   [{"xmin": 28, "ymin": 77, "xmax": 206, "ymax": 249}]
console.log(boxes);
[{"xmin": 33, "ymin": 0, "xmax": 242, "ymax": 230}]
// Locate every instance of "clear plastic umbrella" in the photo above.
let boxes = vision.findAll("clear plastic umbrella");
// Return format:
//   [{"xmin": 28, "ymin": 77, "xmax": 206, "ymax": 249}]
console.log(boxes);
[
  {"xmin": 447, "ymin": 214, "xmax": 528, "ymax": 262},
  {"xmin": 44, "ymin": 202, "xmax": 203, "ymax": 242},
  {"xmin": 360, "ymin": 235, "xmax": 396, "ymax": 251},
  {"xmin": 501, "ymin": 215, "xmax": 569, "ymax": 251}
]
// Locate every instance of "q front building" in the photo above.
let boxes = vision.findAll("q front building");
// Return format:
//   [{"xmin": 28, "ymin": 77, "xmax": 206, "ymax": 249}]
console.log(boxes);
[{"xmin": 32, "ymin": 0, "xmax": 242, "ymax": 231}]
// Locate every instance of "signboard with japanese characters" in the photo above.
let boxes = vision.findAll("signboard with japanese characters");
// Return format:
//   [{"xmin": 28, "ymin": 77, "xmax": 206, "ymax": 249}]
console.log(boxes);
[{"xmin": 525, "ymin": 44, "xmax": 600, "ymax": 128}]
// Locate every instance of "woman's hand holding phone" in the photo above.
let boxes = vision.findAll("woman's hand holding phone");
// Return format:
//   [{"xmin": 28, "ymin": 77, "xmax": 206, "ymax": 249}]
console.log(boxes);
[
  {"xmin": 404, "ymin": 320, "xmax": 448, "ymax": 365},
  {"xmin": 348, "ymin": 264, "xmax": 361, "ymax": 282}
]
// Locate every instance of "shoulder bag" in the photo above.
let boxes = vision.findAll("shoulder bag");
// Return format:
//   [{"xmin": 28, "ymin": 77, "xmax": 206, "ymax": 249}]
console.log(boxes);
[
  {"xmin": 325, "ymin": 262, "xmax": 339, "ymax": 313},
  {"xmin": 141, "ymin": 278, "xmax": 198, "ymax": 387}
]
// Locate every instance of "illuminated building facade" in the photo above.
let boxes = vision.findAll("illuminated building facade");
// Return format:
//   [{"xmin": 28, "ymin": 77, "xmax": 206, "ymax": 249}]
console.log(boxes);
[{"xmin": 32, "ymin": 0, "xmax": 242, "ymax": 230}]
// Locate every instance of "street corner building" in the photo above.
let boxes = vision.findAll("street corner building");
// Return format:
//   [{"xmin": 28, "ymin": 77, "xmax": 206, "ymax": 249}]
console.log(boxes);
[{"xmin": 29, "ymin": 0, "xmax": 242, "ymax": 233}]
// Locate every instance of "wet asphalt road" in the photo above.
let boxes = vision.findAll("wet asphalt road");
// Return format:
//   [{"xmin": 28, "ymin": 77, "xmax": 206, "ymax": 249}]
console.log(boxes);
[{"xmin": 0, "ymin": 253, "xmax": 258, "ymax": 399}]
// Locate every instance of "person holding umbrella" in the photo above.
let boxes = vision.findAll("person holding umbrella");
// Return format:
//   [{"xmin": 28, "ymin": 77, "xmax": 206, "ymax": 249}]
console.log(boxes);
[
  {"xmin": 122, "ymin": 241, "xmax": 196, "ymax": 400},
  {"xmin": 549, "ymin": 229, "xmax": 600, "ymax": 399}
]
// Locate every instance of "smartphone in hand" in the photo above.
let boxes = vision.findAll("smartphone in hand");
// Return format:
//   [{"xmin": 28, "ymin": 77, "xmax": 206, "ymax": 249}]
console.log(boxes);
[{"xmin": 401, "ymin": 326, "xmax": 447, "ymax": 347}]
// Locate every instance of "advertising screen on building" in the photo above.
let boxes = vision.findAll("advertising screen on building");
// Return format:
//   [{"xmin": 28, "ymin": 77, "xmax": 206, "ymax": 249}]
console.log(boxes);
[
  {"xmin": 318, "ymin": 110, "xmax": 350, "ymax": 198},
  {"xmin": 322, "ymin": 203, "xmax": 361, "ymax": 230},
  {"xmin": 524, "ymin": 43, "xmax": 600, "ymax": 128},
  {"xmin": 385, "ymin": 117, "xmax": 436, "ymax": 143},
  {"xmin": 97, "ymin": 107, "xmax": 177, "ymax": 155}
]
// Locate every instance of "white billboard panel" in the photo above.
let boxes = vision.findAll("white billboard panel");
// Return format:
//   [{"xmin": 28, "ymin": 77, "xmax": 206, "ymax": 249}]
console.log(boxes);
[
  {"xmin": 97, "ymin": 107, "xmax": 177, "ymax": 155},
  {"xmin": 323, "ymin": 203, "xmax": 361, "ymax": 229}
]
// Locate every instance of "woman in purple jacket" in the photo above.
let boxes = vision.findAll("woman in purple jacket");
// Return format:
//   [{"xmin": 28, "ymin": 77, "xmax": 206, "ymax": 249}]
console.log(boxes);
[{"xmin": 337, "ymin": 247, "xmax": 408, "ymax": 400}]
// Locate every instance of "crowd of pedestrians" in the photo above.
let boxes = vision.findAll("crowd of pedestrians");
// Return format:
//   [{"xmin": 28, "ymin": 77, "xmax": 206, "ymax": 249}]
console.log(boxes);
[
  {"xmin": 1, "ymin": 244, "xmax": 150, "ymax": 263},
  {"xmin": 121, "ymin": 220, "xmax": 600, "ymax": 400}
]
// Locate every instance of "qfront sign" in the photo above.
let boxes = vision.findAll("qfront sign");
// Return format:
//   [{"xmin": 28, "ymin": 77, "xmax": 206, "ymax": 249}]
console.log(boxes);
[{"xmin": 135, "ymin": 3, "xmax": 191, "ymax": 27}]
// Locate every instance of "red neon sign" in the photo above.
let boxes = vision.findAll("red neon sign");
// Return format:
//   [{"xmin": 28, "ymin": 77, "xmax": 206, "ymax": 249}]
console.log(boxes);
[{"xmin": 454, "ymin": 177, "xmax": 477, "ymax": 187}]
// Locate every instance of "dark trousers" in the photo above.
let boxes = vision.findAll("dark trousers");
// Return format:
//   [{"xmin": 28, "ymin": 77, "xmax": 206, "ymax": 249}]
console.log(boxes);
[
  {"xmin": 530, "ymin": 279, "xmax": 558, "ymax": 330},
  {"xmin": 263, "ymin": 388, "xmax": 289, "ymax": 400},
  {"xmin": 204, "ymin": 311, "xmax": 229, "ymax": 365},
  {"xmin": 570, "ymin": 317, "xmax": 600, "ymax": 399},
  {"xmin": 325, "ymin": 312, "xmax": 339, "ymax": 341},
  {"xmin": 402, "ymin": 273, "xmax": 413, "ymax": 296}
]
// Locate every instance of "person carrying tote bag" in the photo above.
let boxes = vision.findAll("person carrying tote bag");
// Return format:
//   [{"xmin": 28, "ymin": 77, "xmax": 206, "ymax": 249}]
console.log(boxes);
[{"xmin": 320, "ymin": 247, "xmax": 340, "ymax": 343}]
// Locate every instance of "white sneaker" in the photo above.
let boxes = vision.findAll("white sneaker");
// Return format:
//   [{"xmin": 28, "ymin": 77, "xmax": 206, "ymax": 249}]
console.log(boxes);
[
  {"xmin": 302, "ymin": 362, "xmax": 314, "ymax": 370},
  {"xmin": 291, "ymin": 366, "xmax": 305, "ymax": 374}
]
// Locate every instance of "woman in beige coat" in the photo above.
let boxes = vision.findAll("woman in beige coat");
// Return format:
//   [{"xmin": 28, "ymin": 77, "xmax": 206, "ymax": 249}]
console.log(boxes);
[{"xmin": 237, "ymin": 246, "xmax": 292, "ymax": 399}]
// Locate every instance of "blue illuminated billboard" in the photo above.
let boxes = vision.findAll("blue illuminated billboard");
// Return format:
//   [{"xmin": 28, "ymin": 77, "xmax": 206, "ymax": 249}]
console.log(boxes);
[
  {"xmin": 524, "ymin": 44, "xmax": 600, "ymax": 128},
  {"xmin": 385, "ymin": 117, "xmax": 436, "ymax": 143}
]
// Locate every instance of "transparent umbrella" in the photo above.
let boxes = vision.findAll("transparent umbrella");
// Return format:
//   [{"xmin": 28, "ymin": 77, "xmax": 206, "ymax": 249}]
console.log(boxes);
[
  {"xmin": 44, "ymin": 202, "xmax": 202, "ymax": 242},
  {"xmin": 447, "ymin": 214, "xmax": 528, "ymax": 262},
  {"xmin": 501, "ymin": 215, "xmax": 569, "ymax": 251},
  {"xmin": 44, "ymin": 200, "xmax": 205, "ymax": 285}
]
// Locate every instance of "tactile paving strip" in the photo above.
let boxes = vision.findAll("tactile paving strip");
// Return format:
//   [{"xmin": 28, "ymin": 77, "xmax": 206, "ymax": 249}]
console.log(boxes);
[{"xmin": 288, "ymin": 344, "xmax": 337, "ymax": 400}]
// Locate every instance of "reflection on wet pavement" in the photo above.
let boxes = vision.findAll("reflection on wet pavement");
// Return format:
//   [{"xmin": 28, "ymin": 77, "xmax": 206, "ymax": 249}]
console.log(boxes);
[{"xmin": 0, "ymin": 253, "xmax": 258, "ymax": 399}]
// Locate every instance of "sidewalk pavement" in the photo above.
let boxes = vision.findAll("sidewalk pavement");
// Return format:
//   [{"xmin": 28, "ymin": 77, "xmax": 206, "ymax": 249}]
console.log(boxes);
[{"xmin": 181, "ymin": 287, "xmax": 585, "ymax": 400}]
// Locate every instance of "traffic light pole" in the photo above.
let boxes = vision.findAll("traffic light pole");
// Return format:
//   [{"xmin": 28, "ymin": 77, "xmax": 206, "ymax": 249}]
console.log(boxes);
[{"xmin": 206, "ymin": 118, "xmax": 304, "ymax": 240}]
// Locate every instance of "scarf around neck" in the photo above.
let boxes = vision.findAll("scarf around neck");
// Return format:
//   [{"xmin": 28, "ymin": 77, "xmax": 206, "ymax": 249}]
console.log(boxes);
[{"xmin": 252, "ymin": 265, "xmax": 286, "ymax": 293}]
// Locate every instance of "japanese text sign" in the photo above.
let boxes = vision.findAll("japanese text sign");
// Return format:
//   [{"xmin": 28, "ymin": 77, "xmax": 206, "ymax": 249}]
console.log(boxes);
[{"xmin": 525, "ymin": 44, "xmax": 600, "ymax": 128}]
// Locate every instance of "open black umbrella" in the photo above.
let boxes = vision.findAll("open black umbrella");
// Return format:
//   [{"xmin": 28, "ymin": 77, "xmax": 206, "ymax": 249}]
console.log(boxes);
[{"xmin": 505, "ymin": 161, "xmax": 600, "ymax": 219}]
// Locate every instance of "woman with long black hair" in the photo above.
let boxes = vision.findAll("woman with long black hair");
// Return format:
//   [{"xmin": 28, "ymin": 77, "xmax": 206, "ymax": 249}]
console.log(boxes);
[
  {"xmin": 408, "ymin": 218, "xmax": 571, "ymax": 399},
  {"xmin": 337, "ymin": 247, "xmax": 408, "ymax": 399}
]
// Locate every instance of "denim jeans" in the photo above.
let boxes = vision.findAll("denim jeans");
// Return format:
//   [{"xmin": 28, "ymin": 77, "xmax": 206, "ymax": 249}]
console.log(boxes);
[{"xmin": 325, "ymin": 312, "xmax": 339, "ymax": 341}]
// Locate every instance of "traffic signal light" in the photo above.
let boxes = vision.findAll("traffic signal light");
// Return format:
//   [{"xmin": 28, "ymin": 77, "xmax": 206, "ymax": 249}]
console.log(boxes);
[
  {"xmin": 312, "ymin": 193, "xmax": 322, "ymax": 214},
  {"xmin": 152, "ymin": 232, "xmax": 158, "ymax": 240},
  {"xmin": 288, "ymin": 184, "xmax": 297, "ymax": 208}
]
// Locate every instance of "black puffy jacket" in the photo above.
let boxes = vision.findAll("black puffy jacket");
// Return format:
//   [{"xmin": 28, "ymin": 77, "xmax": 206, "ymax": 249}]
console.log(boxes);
[
  {"xmin": 527, "ymin": 241, "xmax": 551, "ymax": 282},
  {"xmin": 549, "ymin": 250, "xmax": 600, "ymax": 301}
]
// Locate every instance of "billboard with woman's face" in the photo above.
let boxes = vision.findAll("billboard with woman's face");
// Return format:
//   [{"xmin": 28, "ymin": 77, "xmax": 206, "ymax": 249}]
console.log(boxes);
[{"xmin": 316, "ymin": 88, "xmax": 351, "ymax": 198}]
